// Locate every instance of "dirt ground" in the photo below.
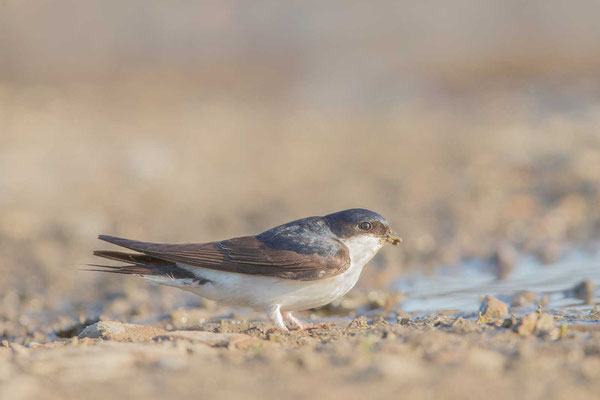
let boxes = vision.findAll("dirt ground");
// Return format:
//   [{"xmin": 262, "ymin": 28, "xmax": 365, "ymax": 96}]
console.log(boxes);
[
  {"xmin": 3, "ymin": 2, "xmax": 600, "ymax": 399},
  {"xmin": 2, "ymin": 87, "xmax": 599, "ymax": 398},
  {"xmin": 2, "ymin": 306, "xmax": 600, "ymax": 400}
]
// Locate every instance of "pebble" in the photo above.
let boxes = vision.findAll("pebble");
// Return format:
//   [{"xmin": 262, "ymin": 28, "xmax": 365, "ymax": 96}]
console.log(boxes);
[
  {"xmin": 513, "ymin": 312, "xmax": 556, "ymax": 337},
  {"xmin": 348, "ymin": 316, "xmax": 369, "ymax": 329},
  {"xmin": 572, "ymin": 279, "xmax": 595, "ymax": 305},
  {"xmin": 77, "ymin": 320, "xmax": 257, "ymax": 348},
  {"xmin": 79, "ymin": 321, "xmax": 168, "ymax": 342},
  {"xmin": 397, "ymin": 314, "xmax": 411, "ymax": 325},
  {"xmin": 479, "ymin": 296, "xmax": 509, "ymax": 319}
]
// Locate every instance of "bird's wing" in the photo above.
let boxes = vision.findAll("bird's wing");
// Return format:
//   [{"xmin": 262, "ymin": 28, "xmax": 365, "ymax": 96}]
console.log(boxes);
[{"xmin": 97, "ymin": 234, "xmax": 350, "ymax": 281}]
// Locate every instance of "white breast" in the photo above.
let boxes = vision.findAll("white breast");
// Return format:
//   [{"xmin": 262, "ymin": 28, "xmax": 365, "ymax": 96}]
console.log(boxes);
[
  {"xmin": 146, "ymin": 235, "xmax": 384, "ymax": 312},
  {"xmin": 339, "ymin": 235, "xmax": 385, "ymax": 271}
]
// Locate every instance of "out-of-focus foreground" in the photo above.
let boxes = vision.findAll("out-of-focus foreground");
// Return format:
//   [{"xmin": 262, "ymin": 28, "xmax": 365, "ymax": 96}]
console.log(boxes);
[{"xmin": 1, "ymin": 2, "xmax": 600, "ymax": 399}]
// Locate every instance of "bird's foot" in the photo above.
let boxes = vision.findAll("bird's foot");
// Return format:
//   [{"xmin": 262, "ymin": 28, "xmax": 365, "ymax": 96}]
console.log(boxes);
[
  {"xmin": 282, "ymin": 311, "xmax": 307, "ymax": 330},
  {"xmin": 266, "ymin": 304, "xmax": 289, "ymax": 331}
]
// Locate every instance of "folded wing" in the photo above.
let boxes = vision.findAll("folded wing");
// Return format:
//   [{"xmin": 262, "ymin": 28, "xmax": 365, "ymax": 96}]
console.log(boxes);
[{"xmin": 96, "ymin": 234, "xmax": 350, "ymax": 281}]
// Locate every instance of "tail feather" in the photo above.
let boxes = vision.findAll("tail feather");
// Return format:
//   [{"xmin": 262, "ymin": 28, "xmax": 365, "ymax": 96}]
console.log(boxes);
[
  {"xmin": 89, "ymin": 248, "xmax": 202, "ymax": 281},
  {"xmin": 82, "ymin": 263, "xmax": 161, "ymax": 276},
  {"xmin": 93, "ymin": 250, "xmax": 171, "ymax": 266},
  {"xmin": 89, "ymin": 235, "xmax": 212, "ymax": 285},
  {"xmin": 83, "ymin": 262, "xmax": 202, "ymax": 281},
  {"xmin": 81, "ymin": 264, "xmax": 150, "ymax": 276}
]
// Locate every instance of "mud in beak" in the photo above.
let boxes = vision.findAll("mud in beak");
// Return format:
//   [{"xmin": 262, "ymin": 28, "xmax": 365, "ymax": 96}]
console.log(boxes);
[{"xmin": 385, "ymin": 232, "xmax": 403, "ymax": 246}]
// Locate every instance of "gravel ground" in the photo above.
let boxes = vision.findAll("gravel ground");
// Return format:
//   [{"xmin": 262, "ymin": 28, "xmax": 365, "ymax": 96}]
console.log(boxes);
[
  {"xmin": 2, "ymin": 306, "xmax": 600, "ymax": 400},
  {"xmin": 2, "ymin": 88, "xmax": 600, "ymax": 399},
  {"xmin": 3, "ymin": 3, "xmax": 600, "ymax": 398}
]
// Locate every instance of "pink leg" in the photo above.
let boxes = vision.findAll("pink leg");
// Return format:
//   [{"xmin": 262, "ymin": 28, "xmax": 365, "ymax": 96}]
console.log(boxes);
[{"xmin": 282, "ymin": 312, "xmax": 307, "ymax": 330}]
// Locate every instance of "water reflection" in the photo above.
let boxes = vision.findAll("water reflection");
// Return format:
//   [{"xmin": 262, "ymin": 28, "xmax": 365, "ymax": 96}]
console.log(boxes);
[{"xmin": 394, "ymin": 248, "xmax": 600, "ymax": 313}]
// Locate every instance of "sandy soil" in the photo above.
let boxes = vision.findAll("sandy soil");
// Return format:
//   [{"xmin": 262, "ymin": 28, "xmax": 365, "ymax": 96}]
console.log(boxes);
[
  {"xmin": 3, "ymin": 3, "xmax": 600, "ymax": 398},
  {"xmin": 2, "ymin": 78, "xmax": 600, "ymax": 400},
  {"xmin": 2, "ymin": 306, "xmax": 600, "ymax": 400}
]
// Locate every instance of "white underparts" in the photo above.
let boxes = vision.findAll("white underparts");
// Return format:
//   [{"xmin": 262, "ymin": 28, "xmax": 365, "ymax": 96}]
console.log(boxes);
[{"xmin": 142, "ymin": 234, "xmax": 385, "ymax": 327}]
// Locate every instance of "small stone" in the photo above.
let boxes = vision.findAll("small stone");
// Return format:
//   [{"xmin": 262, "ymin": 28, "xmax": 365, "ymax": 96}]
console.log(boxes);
[
  {"xmin": 78, "ymin": 321, "xmax": 167, "ymax": 342},
  {"xmin": 536, "ymin": 313, "xmax": 555, "ymax": 331},
  {"xmin": 501, "ymin": 317, "xmax": 517, "ymax": 329},
  {"xmin": 479, "ymin": 296, "xmax": 509, "ymax": 319},
  {"xmin": 513, "ymin": 312, "xmax": 556, "ymax": 336},
  {"xmin": 348, "ymin": 316, "xmax": 369, "ymax": 329},
  {"xmin": 514, "ymin": 313, "xmax": 538, "ymax": 335},
  {"xmin": 573, "ymin": 279, "xmax": 595, "ymax": 305}
]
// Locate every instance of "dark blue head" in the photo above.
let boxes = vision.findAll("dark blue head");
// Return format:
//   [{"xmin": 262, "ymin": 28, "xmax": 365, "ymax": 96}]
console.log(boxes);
[{"xmin": 323, "ymin": 208, "xmax": 401, "ymax": 244}]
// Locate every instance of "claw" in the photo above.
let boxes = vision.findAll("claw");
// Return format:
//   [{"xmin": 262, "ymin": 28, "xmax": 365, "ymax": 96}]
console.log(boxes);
[{"xmin": 283, "ymin": 312, "xmax": 306, "ymax": 330}]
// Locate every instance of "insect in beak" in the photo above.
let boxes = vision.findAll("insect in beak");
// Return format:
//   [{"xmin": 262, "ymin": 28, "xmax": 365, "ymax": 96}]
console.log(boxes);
[{"xmin": 385, "ymin": 232, "xmax": 403, "ymax": 246}]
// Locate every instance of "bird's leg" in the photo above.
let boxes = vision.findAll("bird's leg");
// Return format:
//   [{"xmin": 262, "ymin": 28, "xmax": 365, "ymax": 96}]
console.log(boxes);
[
  {"xmin": 282, "ymin": 311, "xmax": 306, "ymax": 330},
  {"xmin": 266, "ymin": 304, "xmax": 288, "ymax": 331}
]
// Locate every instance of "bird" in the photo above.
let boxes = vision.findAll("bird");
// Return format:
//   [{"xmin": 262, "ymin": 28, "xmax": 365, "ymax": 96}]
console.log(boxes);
[{"xmin": 88, "ymin": 208, "xmax": 402, "ymax": 331}]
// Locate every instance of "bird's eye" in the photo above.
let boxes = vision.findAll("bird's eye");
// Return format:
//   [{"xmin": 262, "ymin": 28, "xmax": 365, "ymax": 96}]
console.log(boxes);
[{"xmin": 358, "ymin": 221, "xmax": 372, "ymax": 231}]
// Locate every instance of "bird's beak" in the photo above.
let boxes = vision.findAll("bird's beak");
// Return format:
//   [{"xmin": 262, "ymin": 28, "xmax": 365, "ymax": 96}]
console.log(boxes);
[{"xmin": 385, "ymin": 232, "xmax": 403, "ymax": 246}]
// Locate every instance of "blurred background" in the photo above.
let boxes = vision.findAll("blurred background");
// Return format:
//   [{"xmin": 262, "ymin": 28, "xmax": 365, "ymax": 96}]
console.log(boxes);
[{"xmin": 1, "ymin": 1, "xmax": 600, "ymax": 319}]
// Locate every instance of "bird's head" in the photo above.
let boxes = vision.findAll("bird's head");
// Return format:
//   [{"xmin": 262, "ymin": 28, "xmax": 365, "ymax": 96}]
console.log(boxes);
[{"xmin": 323, "ymin": 208, "xmax": 402, "ymax": 246}]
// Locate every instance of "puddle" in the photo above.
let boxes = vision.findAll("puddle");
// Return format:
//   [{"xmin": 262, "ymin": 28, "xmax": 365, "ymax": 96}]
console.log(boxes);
[{"xmin": 393, "ymin": 247, "xmax": 600, "ymax": 313}]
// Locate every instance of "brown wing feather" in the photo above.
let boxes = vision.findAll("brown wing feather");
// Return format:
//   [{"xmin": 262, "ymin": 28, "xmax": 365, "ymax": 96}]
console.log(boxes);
[
  {"xmin": 92, "ymin": 250, "xmax": 172, "ymax": 266},
  {"xmin": 97, "ymin": 235, "xmax": 350, "ymax": 281}
]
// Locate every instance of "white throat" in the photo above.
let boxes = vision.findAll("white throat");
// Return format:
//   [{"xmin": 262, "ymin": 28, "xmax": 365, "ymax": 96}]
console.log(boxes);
[{"xmin": 339, "ymin": 235, "xmax": 384, "ymax": 270}]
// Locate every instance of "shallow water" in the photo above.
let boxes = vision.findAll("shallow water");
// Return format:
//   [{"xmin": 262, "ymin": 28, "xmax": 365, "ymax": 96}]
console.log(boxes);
[{"xmin": 394, "ymin": 247, "xmax": 600, "ymax": 313}]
